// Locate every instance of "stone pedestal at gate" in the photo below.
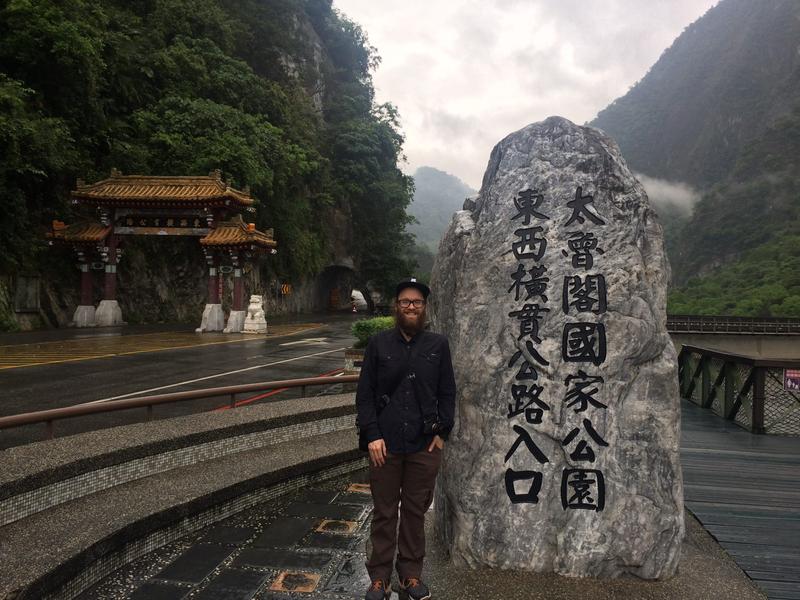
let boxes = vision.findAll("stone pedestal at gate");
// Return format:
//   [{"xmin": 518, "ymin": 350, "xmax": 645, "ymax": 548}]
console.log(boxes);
[
  {"xmin": 196, "ymin": 304, "xmax": 225, "ymax": 333},
  {"xmin": 197, "ymin": 264, "xmax": 224, "ymax": 333},
  {"xmin": 72, "ymin": 306, "xmax": 96, "ymax": 328},
  {"xmin": 95, "ymin": 301, "xmax": 123, "ymax": 327},
  {"xmin": 72, "ymin": 263, "xmax": 96, "ymax": 327},
  {"xmin": 431, "ymin": 117, "xmax": 683, "ymax": 580},
  {"xmin": 224, "ymin": 311, "xmax": 246, "ymax": 333}
]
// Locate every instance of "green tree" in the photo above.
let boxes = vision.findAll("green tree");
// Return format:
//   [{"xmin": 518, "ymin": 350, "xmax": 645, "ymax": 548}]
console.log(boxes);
[
  {"xmin": 668, "ymin": 233, "xmax": 800, "ymax": 317},
  {"xmin": 0, "ymin": 0, "xmax": 415, "ymax": 317},
  {"xmin": 0, "ymin": 75, "xmax": 75, "ymax": 271}
]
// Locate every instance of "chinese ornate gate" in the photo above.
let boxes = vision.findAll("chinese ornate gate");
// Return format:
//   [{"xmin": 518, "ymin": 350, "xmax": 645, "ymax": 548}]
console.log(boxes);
[{"xmin": 47, "ymin": 170, "xmax": 277, "ymax": 332}]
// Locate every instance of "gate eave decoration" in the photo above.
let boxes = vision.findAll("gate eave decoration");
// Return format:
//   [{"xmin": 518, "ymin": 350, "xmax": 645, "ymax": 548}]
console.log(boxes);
[{"xmin": 47, "ymin": 169, "xmax": 277, "ymax": 332}]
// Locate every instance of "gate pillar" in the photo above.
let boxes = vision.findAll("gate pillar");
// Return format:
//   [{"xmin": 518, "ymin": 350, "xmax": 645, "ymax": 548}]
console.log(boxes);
[
  {"xmin": 72, "ymin": 262, "xmax": 96, "ymax": 327},
  {"xmin": 197, "ymin": 255, "xmax": 224, "ymax": 332},
  {"xmin": 224, "ymin": 259, "xmax": 246, "ymax": 333},
  {"xmin": 96, "ymin": 235, "xmax": 124, "ymax": 327}
]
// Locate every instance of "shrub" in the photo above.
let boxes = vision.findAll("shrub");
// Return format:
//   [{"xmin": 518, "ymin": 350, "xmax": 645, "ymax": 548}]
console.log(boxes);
[{"xmin": 351, "ymin": 316, "xmax": 394, "ymax": 348}]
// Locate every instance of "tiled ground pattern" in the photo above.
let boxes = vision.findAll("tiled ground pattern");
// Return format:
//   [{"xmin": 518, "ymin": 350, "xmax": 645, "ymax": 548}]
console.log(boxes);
[
  {"xmin": 45, "ymin": 459, "xmax": 366, "ymax": 600},
  {"xmin": 78, "ymin": 471, "xmax": 374, "ymax": 600}
]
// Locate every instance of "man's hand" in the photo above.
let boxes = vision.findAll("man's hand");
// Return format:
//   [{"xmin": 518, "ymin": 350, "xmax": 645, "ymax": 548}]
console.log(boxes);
[
  {"xmin": 427, "ymin": 435, "xmax": 444, "ymax": 452},
  {"xmin": 368, "ymin": 439, "xmax": 387, "ymax": 467}
]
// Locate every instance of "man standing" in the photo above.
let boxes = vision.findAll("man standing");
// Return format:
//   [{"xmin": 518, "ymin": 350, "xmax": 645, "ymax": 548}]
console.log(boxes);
[{"xmin": 356, "ymin": 279, "xmax": 456, "ymax": 600}]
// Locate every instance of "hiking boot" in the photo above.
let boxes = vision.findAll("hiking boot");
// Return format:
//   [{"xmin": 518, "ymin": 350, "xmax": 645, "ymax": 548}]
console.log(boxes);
[
  {"xmin": 365, "ymin": 578, "xmax": 391, "ymax": 600},
  {"xmin": 397, "ymin": 577, "xmax": 431, "ymax": 600}
]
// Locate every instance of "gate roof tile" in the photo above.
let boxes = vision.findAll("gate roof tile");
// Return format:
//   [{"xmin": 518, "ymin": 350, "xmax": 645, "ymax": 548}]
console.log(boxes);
[{"xmin": 71, "ymin": 170, "xmax": 254, "ymax": 208}]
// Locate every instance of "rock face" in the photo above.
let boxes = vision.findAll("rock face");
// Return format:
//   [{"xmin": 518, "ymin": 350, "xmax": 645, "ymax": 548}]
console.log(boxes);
[{"xmin": 430, "ymin": 116, "xmax": 683, "ymax": 579}]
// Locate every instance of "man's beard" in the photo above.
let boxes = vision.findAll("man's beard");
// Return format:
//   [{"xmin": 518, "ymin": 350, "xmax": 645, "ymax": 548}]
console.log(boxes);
[{"xmin": 396, "ymin": 308, "xmax": 426, "ymax": 336}]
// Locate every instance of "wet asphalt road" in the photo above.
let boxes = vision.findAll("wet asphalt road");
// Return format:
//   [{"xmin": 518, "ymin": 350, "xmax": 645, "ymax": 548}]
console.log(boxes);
[{"xmin": 0, "ymin": 314, "xmax": 362, "ymax": 449}]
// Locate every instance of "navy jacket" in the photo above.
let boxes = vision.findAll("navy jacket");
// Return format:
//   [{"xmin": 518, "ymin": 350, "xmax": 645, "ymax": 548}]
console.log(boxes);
[{"xmin": 356, "ymin": 328, "xmax": 456, "ymax": 454}]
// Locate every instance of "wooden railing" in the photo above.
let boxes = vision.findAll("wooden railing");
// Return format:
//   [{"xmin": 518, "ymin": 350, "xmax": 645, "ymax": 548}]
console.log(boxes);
[
  {"xmin": 668, "ymin": 314, "xmax": 800, "ymax": 334},
  {"xmin": 678, "ymin": 345, "xmax": 800, "ymax": 435},
  {"xmin": 0, "ymin": 374, "xmax": 359, "ymax": 440}
]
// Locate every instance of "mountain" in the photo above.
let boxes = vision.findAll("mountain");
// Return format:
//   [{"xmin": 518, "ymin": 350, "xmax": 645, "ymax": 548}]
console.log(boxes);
[
  {"xmin": 408, "ymin": 167, "xmax": 476, "ymax": 252},
  {"xmin": 592, "ymin": 0, "xmax": 800, "ymax": 187},
  {"xmin": 590, "ymin": 0, "xmax": 800, "ymax": 316}
]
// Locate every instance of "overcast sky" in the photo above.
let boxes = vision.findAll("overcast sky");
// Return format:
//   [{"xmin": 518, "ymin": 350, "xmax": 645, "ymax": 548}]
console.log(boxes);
[{"xmin": 333, "ymin": 0, "xmax": 719, "ymax": 189}]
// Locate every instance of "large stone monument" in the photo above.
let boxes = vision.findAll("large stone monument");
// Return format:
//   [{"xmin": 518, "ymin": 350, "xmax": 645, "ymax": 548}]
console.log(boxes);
[{"xmin": 430, "ymin": 116, "xmax": 683, "ymax": 579}]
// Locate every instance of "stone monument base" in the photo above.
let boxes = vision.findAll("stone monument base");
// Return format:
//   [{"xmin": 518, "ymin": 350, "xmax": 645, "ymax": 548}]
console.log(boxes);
[
  {"xmin": 72, "ymin": 305, "xmax": 96, "ymax": 328},
  {"xmin": 242, "ymin": 320, "xmax": 267, "ymax": 334},
  {"xmin": 223, "ymin": 310, "xmax": 246, "ymax": 333},
  {"xmin": 196, "ymin": 304, "xmax": 225, "ymax": 333},
  {"xmin": 95, "ymin": 300, "xmax": 123, "ymax": 327}
]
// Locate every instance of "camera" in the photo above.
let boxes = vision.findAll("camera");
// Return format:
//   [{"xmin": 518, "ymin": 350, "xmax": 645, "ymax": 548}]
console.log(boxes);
[{"xmin": 423, "ymin": 416, "xmax": 442, "ymax": 435}]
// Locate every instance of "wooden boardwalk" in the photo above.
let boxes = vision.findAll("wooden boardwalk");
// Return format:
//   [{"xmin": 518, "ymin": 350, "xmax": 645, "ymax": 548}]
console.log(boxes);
[{"xmin": 682, "ymin": 400, "xmax": 800, "ymax": 599}]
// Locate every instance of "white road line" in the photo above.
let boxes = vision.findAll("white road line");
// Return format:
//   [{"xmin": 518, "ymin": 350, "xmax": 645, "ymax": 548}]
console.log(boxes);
[
  {"xmin": 279, "ymin": 337, "xmax": 329, "ymax": 346},
  {"xmin": 82, "ymin": 347, "xmax": 347, "ymax": 404}
]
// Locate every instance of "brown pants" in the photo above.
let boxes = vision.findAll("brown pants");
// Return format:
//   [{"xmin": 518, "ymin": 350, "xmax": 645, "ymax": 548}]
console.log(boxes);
[{"xmin": 366, "ymin": 447, "xmax": 442, "ymax": 582}]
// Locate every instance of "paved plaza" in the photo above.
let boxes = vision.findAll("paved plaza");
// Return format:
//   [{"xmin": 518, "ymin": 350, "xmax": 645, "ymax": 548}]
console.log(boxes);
[{"xmin": 76, "ymin": 467, "xmax": 769, "ymax": 600}]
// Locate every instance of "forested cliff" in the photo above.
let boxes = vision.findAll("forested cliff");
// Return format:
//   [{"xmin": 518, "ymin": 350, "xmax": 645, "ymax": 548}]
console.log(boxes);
[
  {"xmin": 407, "ymin": 167, "xmax": 475, "ymax": 253},
  {"xmin": 0, "ymin": 0, "xmax": 414, "ymax": 329},
  {"xmin": 592, "ymin": 0, "xmax": 800, "ymax": 317}
]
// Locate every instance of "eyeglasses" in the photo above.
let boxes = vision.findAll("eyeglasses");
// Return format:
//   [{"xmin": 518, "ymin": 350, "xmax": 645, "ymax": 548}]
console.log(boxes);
[{"xmin": 397, "ymin": 299, "xmax": 426, "ymax": 308}]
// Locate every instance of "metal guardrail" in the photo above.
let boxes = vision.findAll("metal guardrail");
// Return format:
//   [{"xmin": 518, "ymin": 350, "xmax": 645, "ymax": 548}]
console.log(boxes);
[
  {"xmin": 6, "ymin": 341, "xmax": 799, "ymax": 440},
  {"xmin": 0, "ymin": 373, "xmax": 359, "ymax": 440},
  {"xmin": 678, "ymin": 345, "xmax": 800, "ymax": 435},
  {"xmin": 667, "ymin": 314, "xmax": 800, "ymax": 334}
]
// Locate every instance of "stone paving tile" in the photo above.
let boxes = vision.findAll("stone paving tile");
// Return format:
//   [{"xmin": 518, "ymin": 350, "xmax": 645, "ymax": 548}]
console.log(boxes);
[
  {"xmin": 303, "ymin": 531, "xmax": 361, "ymax": 551},
  {"xmin": 270, "ymin": 571, "xmax": 322, "ymax": 593},
  {"xmin": 207, "ymin": 490, "xmax": 299, "ymax": 532},
  {"xmin": 78, "ymin": 470, "xmax": 372, "ymax": 599},
  {"xmin": 154, "ymin": 543, "xmax": 235, "ymax": 584},
  {"xmin": 316, "ymin": 519, "xmax": 358, "ymax": 534},
  {"xmin": 283, "ymin": 502, "xmax": 365, "ymax": 520},
  {"xmin": 347, "ymin": 482, "xmax": 371, "ymax": 493},
  {"xmin": 323, "ymin": 553, "xmax": 371, "ymax": 597},
  {"xmin": 233, "ymin": 548, "xmax": 334, "ymax": 571},
  {"xmin": 251, "ymin": 517, "xmax": 319, "ymax": 548},
  {"xmin": 200, "ymin": 525, "xmax": 258, "ymax": 546},
  {"xmin": 129, "ymin": 580, "xmax": 192, "ymax": 600},
  {"xmin": 335, "ymin": 492, "xmax": 373, "ymax": 506},
  {"xmin": 192, "ymin": 568, "xmax": 271, "ymax": 600},
  {"xmin": 75, "ymin": 539, "xmax": 194, "ymax": 600},
  {"xmin": 294, "ymin": 490, "xmax": 340, "ymax": 504}
]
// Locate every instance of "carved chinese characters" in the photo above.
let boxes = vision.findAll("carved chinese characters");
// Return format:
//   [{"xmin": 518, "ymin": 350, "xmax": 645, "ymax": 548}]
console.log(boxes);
[
  {"xmin": 431, "ymin": 117, "xmax": 683, "ymax": 579},
  {"xmin": 502, "ymin": 186, "xmax": 611, "ymax": 511}
]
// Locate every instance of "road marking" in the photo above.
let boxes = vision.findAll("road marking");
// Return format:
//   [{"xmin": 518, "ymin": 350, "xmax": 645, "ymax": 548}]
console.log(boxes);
[
  {"xmin": 279, "ymin": 337, "xmax": 329, "ymax": 346},
  {"xmin": 0, "ymin": 324, "xmax": 323, "ymax": 370},
  {"xmin": 82, "ymin": 347, "xmax": 347, "ymax": 403}
]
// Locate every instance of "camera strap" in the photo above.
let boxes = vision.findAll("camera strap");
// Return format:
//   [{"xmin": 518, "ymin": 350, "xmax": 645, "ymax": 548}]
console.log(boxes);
[
  {"xmin": 383, "ymin": 334, "xmax": 422, "ymax": 402},
  {"xmin": 402, "ymin": 335, "xmax": 439, "ymax": 422}
]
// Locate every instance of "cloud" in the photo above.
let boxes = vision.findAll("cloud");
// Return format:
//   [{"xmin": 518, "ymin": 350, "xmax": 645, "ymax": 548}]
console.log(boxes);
[
  {"xmin": 421, "ymin": 109, "xmax": 474, "ymax": 141},
  {"xmin": 635, "ymin": 172, "xmax": 700, "ymax": 215},
  {"xmin": 334, "ymin": 0, "xmax": 720, "ymax": 189}
]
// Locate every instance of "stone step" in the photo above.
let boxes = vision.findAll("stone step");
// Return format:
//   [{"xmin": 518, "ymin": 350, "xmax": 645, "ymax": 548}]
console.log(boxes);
[
  {"xmin": 0, "ymin": 394, "xmax": 357, "ymax": 527},
  {"xmin": 0, "ymin": 399, "xmax": 365, "ymax": 600}
]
